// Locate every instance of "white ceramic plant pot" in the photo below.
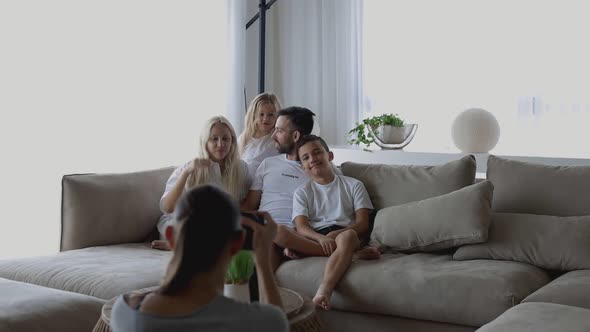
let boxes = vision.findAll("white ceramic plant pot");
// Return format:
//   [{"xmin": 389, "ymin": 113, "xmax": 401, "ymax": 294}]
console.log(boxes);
[{"xmin": 223, "ymin": 283, "xmax": 250, "ymax": 303}]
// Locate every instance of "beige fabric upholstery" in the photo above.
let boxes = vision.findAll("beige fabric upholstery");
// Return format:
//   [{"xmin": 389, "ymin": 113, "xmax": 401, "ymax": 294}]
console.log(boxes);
[
  {"xmin": 488, "ymin": 155, "xmax": 590, "ymax": 216},
  {"xmin": 341, "ymin": 155, "xmax": 476, "ymax": 210},
  {"xmin": 524, "ymin": 270, "xmax": 590, "ymax": 310},
  {"xmin": 454, "ymin": 213, "xmax": 590, "ymax": 271},
  {"xmin": 276, "ymin": 252, "xmax": 550, "ymax": 327},
  {"xmin": 476, "ymin": 302, "xmax": 590, "ymax": 332},
  {"xmin": 61, "ymin": 166, "xmax": 174, "ymax": 251},
  {"xmin": 0, "ymin": 278, "xmax": 104, "ymax": 332},
  {"xmin": 318, "ymin": 309, "xmax": 475, "ymax": 332},
  {"xmin": 0, "ymin": 243, "xmax": 171, "ymax": 300},
  {"xmin": 372, "ymin": 181, "xmax": 493, "ymax": 252}
]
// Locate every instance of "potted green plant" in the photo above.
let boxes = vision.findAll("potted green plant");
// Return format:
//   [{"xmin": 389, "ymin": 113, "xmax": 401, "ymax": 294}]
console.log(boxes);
[
  {"xmin": 224, "ymin": 250, "xmax": 255, "ymax": 303},
  {"xmin": 348, "ymin": 114, "xmax": 417, "ymax": 149}
]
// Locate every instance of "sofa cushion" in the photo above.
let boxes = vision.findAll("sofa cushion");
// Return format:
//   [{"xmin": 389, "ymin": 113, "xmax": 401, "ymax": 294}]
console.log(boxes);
[
  {"xmin": 454, "ymin": 213, "xmax": 590, "ymax": 271},
  {"xmin": 341, "ymin": 155, "xmax": 476, "ymax": 210},
  {"xmin": 476, "ymin": 302, "xmax": 590, "ymax": 332},
  {"xmin": 487, "ymin": 155, "xmax": 590, "ymax": 216},
  {"xmin": 371, "ymin": 181, "xmax": 493, "ymax": 252},
  {"xmin": 0, "ymin": 243, "xmax": 171, "ymax": 300},
  {"xmin": 61, "ymin": 166, "xmax": 174, "ymax": 251},
  {"xmin": 318, "ymin": 310, "xmax": 476, "ymax": 332},
  {"xmin": 0, "ymin": 278, "xmax": 104, "ymax": 332},
  {"xmin": 523, "ymin": 270, "xmax": 590, "ymax": 310},
  {"xmin": 276, "ymin": 253, "xmax": 550, "ymax": 327}
]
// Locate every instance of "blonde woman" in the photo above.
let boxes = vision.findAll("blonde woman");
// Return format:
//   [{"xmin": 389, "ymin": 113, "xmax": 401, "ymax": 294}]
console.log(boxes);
[
  {"xmin": 112, "ymin": 185, "xmax": 288, "ymax": 332},
  {"xmin": 238, "ymin": 92, "xmax": 282, "ymax": 178},
  {"xmin": 152, "ymin": 116, "xmax": 251, "ymax": 250}
]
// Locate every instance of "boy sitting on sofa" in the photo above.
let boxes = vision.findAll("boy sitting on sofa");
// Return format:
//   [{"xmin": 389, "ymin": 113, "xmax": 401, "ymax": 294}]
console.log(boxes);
[{"xmin": 292, "ymin": 135, "xmax": 380, "ymax": 311}]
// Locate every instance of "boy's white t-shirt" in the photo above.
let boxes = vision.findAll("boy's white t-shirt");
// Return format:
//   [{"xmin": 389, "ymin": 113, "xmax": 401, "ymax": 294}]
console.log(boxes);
[
  {"xmin": 251, "ymin": 155, "xmax": 342, "ymax": 226},
  {"xmin": 240, "ymin": 133, "xmax": 279, "ymax": 179},
  {"xmin": 157, "ymin": 160, "xmax": 251, "ymax": 235},
  {"xmin": 292, "ymin": 175, "xmax": 373, "ymax": 231}
]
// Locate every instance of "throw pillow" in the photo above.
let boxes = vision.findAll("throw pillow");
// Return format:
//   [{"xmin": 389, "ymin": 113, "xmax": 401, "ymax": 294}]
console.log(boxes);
[
  {"xmin": 488, "ymin": 155, "xmax": 590, "ymax": 216},
  {"xmin": 454, "ymin": 213, "xmax": 590, "ymax": 271},
  {"xmin": 341, "ymin": 155, "xmax": 476, "ymax": 210},
  {"xmin": 371, "ymin": 180, "xmax": 494, "ymax": 252}
]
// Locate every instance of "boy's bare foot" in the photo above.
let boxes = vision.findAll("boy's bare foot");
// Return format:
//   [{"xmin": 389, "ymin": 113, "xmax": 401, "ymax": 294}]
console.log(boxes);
[
  {"xmin": 283, "ymin": 248, "xmax": 302, "ymax": 260},
  {"xmin": 312, "ymin": 285, "xmax": 332, "ymax": 311},
  {"xmin": 354, "ymin": 246, "xmax": 381, "ymax": 260},
  {"xmin": 151, "ymin": 240, "xmax": 171, "ymax": 251}
]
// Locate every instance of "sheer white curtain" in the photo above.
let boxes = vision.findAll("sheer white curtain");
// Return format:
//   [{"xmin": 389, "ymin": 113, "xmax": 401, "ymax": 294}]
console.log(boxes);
[
  {"xmin": 0, "ymin": 1, "xmax": 231, "ymax": 258},
  {"xmin": 363, "ymin": 0, "xmax": 590, "ymax": 158},
  {"xmin": 226, "ymin": 0, "xmax": 247, "ymax": 132},
  {"xmin": 262, "ymin": 0, "xmax": 364, "ymax": 145}
]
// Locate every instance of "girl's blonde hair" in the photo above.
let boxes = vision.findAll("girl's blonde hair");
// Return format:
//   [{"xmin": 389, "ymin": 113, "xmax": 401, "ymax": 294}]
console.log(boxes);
[
  {"xmin": 186, "ymin": 116, "xmax": 243, "ymax": 201},
  {"xmin": 238, "ymin": 92, "xmax": 282, "ymax": 154}
]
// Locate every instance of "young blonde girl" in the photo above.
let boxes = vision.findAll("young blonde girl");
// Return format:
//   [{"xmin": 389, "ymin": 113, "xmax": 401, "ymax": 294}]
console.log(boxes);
[
  {"xmin": 238, "ymin": 92, "xmax": 282, "ymax": 178},
  {"xmin": 153, "ymin": 116, "xmax": 251, "ymax": 250}
]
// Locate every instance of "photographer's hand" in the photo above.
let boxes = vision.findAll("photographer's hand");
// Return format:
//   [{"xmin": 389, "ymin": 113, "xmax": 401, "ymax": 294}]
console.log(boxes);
[{"xmin": 240, "ymin": 212, "xmax": 282, "ymax": 309}]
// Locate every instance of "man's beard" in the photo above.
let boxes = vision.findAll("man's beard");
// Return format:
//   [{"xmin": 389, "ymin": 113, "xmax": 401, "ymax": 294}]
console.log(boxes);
[{"xmin": 276, "ymin": 141, "xmax": 294, "ymax": 154}]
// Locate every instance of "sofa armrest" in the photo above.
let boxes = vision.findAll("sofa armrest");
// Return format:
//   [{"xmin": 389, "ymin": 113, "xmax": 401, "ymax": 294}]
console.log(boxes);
[{"xmin": 60, "ymin": 167, "xmax": 175, "ymax": 251}]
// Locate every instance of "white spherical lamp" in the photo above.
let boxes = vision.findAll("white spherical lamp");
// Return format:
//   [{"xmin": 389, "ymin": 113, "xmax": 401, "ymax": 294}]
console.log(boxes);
[{"xmin": 451, "ymin": 108, "xmax": 500, "ymax": 153}]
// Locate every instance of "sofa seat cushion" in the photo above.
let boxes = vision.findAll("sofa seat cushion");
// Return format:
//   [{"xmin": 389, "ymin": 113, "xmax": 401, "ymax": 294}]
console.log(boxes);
[
  {"xmin": 476, "ymin": 302, "xmax": 590, "ymax": 332},
  {"xmin": 0, "ymin": 243, "xmax": 171, "ymax": 300},
  {"xmin": 276, "ymin": 253, "xmax": 550, "ymax": 327},
  {"xmin": 523, "ymin": 270, "xmax": 590, "ymax": 310},
  {"xmin": 0, "ymin": 278, "xmax": 104, "ymax": 332}
]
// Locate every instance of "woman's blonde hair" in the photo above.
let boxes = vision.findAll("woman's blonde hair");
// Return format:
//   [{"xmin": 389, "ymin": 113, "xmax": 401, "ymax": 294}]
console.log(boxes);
[
  {"xmin": 238, "ymin": 92, "xmax": 282, "ymax": 154},
  {"xmin": 186, "ymin": 116, "xmax": 243, "ymax": 201}
]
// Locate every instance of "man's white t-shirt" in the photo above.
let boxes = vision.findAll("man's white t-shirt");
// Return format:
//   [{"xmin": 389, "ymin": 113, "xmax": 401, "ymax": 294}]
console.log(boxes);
[
  {"xmin": 251, "ymin": 154, "xmax": 342, "ymax": 227},
  {"xmin": 292, "ymin": 175, "xmax": 373, "ymax": 231},
  {"xmin": 239, "ymin": 133, "xmax": 279, "ymax": 179}
]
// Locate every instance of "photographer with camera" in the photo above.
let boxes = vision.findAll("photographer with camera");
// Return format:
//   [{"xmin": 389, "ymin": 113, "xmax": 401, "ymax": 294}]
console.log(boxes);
[{"xmin": 111, "ymin": 185, "xmax": 288, "ymax": 332}]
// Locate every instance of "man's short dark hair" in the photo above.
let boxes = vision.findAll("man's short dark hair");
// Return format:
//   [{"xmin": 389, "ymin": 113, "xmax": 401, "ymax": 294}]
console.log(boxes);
[
  {"xmin": 277, "ymin": 106, "xmax": 316, "ymax": 135},
  {"xmin": 296, "ymin": 135, "xmax": 330, "ymax": 156}
]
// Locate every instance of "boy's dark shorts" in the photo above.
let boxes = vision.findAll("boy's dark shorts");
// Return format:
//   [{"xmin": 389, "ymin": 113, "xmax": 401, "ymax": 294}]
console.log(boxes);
[
  {"xmin": 316, "ymin": 225, "xmax": 345, "ymax": 235},
  {"xmin": 315, "ymin": 225, "xmax": 370, "ymax": 246}
]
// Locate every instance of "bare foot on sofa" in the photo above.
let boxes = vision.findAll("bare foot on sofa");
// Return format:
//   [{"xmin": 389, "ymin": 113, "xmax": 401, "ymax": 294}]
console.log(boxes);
[
  {"xmin": 151, "ymin": 240, "xmax": 170, "ymax": 251},
  {"xmin": 313, "ymin": 285, "xmax": 332, "ymax": 311},
  {"xmin": 283, "ymin": 248, "xmax": 302, "ymax": 260},
  {"xmin": 353, "ymin": 246, "xmax": 381, "ymax": 260}
]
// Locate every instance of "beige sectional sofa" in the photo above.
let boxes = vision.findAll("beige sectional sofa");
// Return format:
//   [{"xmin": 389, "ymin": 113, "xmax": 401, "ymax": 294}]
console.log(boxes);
[
  {"xmin": 277, "ymin": 155, "xmax": 590, "ymax": 331},
  {"xmin": 1, "ymin": 155, "xmax": 589, "ymax": 331}
]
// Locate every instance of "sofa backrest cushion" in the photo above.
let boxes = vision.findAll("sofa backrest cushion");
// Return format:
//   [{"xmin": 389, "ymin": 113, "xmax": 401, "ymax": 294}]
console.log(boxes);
[
  {"xmin": 454, "ymin": 213, "xmax": 590, "ymax": 271},
  {"xmin": 371, "ymin": 180, "xmax": 494, "ymax": 252},
  {"xmin": 61, "ymin": 167, "xmax": 174, "ymax": 251},
  {"xmin": 488, "ymin": 155, "xmax": 590, "ymax": 216},
  {"xmin": 341, "ymin": 155, "xmax": 476, "ymax": 211}
]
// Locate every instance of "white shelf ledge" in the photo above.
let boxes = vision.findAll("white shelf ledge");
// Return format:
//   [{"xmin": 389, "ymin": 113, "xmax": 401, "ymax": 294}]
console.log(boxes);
[{"xmin": 331, "ymin": 147, "xmax": 590, "ymax": 177}]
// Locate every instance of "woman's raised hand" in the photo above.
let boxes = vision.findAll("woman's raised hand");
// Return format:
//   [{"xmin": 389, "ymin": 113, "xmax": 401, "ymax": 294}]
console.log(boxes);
[{"xmin": 185, "ymin": 158, "xmax": 211, "ymax": 174}]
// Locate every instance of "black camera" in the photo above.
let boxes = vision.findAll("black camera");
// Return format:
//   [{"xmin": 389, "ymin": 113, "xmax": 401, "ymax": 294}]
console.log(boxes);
[{"xmin": 240, "ymin": 212, "xmax": 265, "ymax": 250}]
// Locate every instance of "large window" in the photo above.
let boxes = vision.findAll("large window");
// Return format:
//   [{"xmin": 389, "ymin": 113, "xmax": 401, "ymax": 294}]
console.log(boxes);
[
  {"xmin": 0, "ymin": 1, "xmax": 229, "ymax": 258},
  {"xmin": 363, "ymin": 0, "xmax": 590, "ymax": 158}
]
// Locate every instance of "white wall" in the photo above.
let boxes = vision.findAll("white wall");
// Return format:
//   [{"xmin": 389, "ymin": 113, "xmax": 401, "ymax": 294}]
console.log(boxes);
[
  {"xmin": 363, "ymin": 0, "xmax": 590, "ymax": 158},
  {"xmin": 0, "ymin": 1, "xmax": 228, "ymax": 258}
]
